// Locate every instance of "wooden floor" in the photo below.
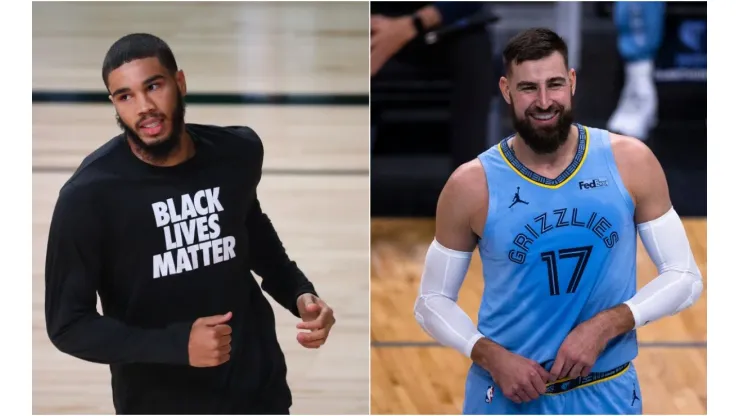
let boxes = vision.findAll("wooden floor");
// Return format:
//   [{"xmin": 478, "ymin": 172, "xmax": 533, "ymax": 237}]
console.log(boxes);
[
  {"xmin": 32, "ymin": 2, "xmax": 368, "ymax": 94},
  {"xmin": 32, "ymin": 2, "xmax": 369, "ymax": 415},
  {"xmin": 370, "ymin": 218, "xmax": 707, "ymax": 415}
]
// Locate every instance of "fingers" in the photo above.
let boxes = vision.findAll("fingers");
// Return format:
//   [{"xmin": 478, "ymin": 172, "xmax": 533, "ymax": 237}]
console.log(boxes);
[
  {"xmin": 296, "ymin": 319, "xmax": 324, "ymax": 331},
  {"xmin": 552, "ymin": 352, "xmax": 574, "ymax": 380},
  {"xmin": 503, "ymin": 379, "xmax": 544, "ymax": 404},
  {"xmin": 558, "ymin": 360, "xmax": 575, "ymax": 381},
  {"xmin": 534, "ymin": 364, "xmax": 552, "ymax": 384},
  {"xmin": 520, "ymin": 381, "xmax": 540, "ymax": 402},
  {"xmin": 505, "ymin": 387, "xmax": 533, "ymax": 404},
  {"xmin": 189, "ymin": 314, "xmax": 235, "ymax": 368},
  {"xmin": 298, "ymin": 328, "xmax": 327, "ymax": 343},
  {"xmin": 214, "ymin": 324, "xmax": 232, "ymax": 336},
  {"xmin": 549, "ymin": 354, "xmax": 565, "ymax": 381},
  {"xmin": 305, "ymin": 303, "xmax": 321, "ymax": 315},
  {"xmin": 554, "ymin": 357, "xmax": 592, "ymax": 381},
  {"xmin": 209, "ymin": 341, "xmax": 231, "ymax": 366},
  {"xmin": 216, "ymin": 344, "xmax": 231, "ymax": 355},
  {"xmin": 297, "ymin": 329, "xmax": 327, "ymax": 348},
  {"xmin": 296, "ymin": 316, "xmax": 335, "ymax": 331},
  {"xmin": 197, "ymin": 311, "xmax": 232, "ymax": 326},
  {"xmin": 568, "ymin": 363, "xmax": 585, "ymax": 380},
  {"xmin": 509, "ymin": 392, "xmax": 523, "ymax": 404},
  {"xmin": 530, "ymin": 371, "xmax": 547, "ymax": 395},
  {"xmin": 296, "ymin": 301, "xmax": 334, "ymax": 349},
  {"xmin": 297, "ymin": 305, "xmax": 335, "ymax": 330},
  {"xmin": 195, "ymin": 346, "xmax": 231, "ymax": 367},
  {"xmin": 297, "ymin": 293, "xmax": 318, "ymax": 309},
  {"xmin": 566, "ymin": 360, "xmax": 592, "ymax": 379},
  {"xmin": 216, "ymin": 353, "xmax": 231, "ymax": 366},
  {"xmin": 217, "ymin": 334, "xmax": 232, "ymax": 347}
]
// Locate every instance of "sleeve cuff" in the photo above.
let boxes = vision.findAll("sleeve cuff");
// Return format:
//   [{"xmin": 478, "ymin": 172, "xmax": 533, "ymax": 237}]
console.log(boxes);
[{"xmin": 290, "ymin": 288, "xmax": 320, "ymax": 318}]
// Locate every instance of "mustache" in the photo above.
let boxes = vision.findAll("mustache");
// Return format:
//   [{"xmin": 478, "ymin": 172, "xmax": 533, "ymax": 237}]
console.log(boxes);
[
  {"xmin": 135, "ymin": 112, "xmax": 165, "ymax": 128},
  {"xmin": 526, "ymin": 104, "xmax": 564, "ymax": 115}
]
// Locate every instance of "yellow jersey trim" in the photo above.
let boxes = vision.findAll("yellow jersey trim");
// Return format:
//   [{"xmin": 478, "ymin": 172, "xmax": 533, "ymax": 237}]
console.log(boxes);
[{"xmin": 498, "ymin": 126, "xmax": 590, "ymax": 190}]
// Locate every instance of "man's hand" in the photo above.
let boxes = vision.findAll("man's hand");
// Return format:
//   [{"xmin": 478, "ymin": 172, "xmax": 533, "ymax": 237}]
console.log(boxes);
[
  {"xmin": 371, "ymin": 15, "xmax": 417, "ymax": 76},
  {"xmin": 550, "ymin": 304, "xmax": 635, "ymax": 381},
  {"xmin": 296, "ymin": 293, "xmax": 335, "ymax": 348},
  {"xmin": 550, "ymin": 320, "xmax": 610, "ymax": 381},
  {"xmin": 472, "ymin": 338, "xmax": 551, "ymax": 404},
  {"xmin": 188, "ymin": 312, "xmax": 232, "ymax": 367}
]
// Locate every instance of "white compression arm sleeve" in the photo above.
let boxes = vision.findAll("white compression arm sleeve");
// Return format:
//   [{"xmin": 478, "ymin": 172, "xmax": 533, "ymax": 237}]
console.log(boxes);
[
  {"xmin": 624, "ymin": 207, "xmax": 704, "ymax": 328},
  {"xmin": 413, "ymin": 239, "xmax": 485, "ymax": 358}
]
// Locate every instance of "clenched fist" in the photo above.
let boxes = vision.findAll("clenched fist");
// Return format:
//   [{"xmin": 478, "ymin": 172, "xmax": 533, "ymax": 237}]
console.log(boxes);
[{"xmin": 188, "ymin": 312, "xmax": 233, "ymax": 367}]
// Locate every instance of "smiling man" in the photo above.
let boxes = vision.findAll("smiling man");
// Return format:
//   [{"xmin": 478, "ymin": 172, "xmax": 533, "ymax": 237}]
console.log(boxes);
[
  {"xmin": 413, "ymin": 28, "xmax": 703, "ymax": 414},
  {"xmin": 44, "ymin": 33, "xmax": 336, "ymax": 414}
]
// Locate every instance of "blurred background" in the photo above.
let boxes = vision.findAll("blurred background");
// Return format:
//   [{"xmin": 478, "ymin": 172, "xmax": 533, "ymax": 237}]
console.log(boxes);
[
  {"xmin": 32, "ymin": 2, "xmax": 369, "ymax": 414},
  {"xmin": 371, "ymin": 1, "xmax": 706, "ymax": 217},
  {"xmin": 370, "ymin": 1, "xmax": 706, "ymax": 414}
]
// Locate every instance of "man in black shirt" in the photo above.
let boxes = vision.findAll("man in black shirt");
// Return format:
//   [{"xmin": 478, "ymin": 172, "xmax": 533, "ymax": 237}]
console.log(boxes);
[{"xmin": 44, "ymin": 33, "xmax": 336, "ymax": 415}]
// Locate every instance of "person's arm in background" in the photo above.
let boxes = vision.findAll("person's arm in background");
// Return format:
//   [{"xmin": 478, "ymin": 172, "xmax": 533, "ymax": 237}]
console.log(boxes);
[{"xmin": 371, "ymin": 2, "xmax": 484, "ymax": 75}]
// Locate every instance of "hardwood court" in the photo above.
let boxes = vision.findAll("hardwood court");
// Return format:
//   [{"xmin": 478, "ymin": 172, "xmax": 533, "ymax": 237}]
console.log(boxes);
[
  {"xmin": 32, "ymin": 2, "xmax": 369, "ymax": 415},
  {"xmin": 371, "ymin": 218, "xmax": 707, "ymax": 414}
]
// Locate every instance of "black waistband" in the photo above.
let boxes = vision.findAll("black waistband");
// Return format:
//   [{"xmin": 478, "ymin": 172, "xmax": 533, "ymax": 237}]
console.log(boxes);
[{"xmin": 545, "ymin": 362, "xmax": 631, "ymax": 395}]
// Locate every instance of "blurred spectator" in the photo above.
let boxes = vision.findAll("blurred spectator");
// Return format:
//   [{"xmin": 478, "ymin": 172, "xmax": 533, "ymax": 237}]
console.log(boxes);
[
  {"xmin": 371, "ymin": 1, "xmax": 496, "ymax": 169},
  {"xmin": 608, "ymin": 1, "xmax": 666, "ymax": 141}
]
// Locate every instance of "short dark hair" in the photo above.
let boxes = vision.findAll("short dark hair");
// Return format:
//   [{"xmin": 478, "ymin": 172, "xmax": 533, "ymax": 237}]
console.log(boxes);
[
  {"xmin": 101, "ymin": 33, "xmax": 178, "ymax": 89},
  {"xmin": 502, "ymin": 28, "xmax": 569, "ymax": 75}
]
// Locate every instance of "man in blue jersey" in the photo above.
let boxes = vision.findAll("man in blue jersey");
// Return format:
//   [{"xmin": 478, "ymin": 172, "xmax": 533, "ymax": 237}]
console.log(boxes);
[{"xmin": 413, "ymin": 28, "xmax": 703, "ymax": 414}]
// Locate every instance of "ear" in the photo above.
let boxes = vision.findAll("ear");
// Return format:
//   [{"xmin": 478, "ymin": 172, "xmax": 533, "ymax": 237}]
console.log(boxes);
[
  {"xmin": 499, "ymin": 76, "xmax": 511, "ymax": 105},
  {"xmin": 175, "ymin": 69, "xmax": 187, "ymax": 96},
  {"xmin": 569, "ymin": 68, "xmax": 576, "ymax": 96}
]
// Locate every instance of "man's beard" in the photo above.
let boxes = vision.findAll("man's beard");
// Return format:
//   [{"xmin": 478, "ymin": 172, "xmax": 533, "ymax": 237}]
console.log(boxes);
[
  {"xmin": 117, "ymin": 91, "xmax": 187, "ymax": 162},
  {"xmin": 509, "ymin": 96, "xmax": 574, "ymax": 155}
]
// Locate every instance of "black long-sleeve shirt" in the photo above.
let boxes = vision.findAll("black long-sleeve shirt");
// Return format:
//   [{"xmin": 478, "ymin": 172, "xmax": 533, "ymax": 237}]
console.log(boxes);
[{"xmin": 44, "ymin": 123, "xmax": 318, "ymax": 414}]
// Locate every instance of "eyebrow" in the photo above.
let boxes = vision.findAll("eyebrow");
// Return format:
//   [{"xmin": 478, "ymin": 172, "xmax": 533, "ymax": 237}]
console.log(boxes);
[
  {"xmin": 111, "ymin": 74, "xmax": 166, "ymax": 98},
  {"xmin": 516, "ymin": 77, "xmax": 567, "ymax": 89}
]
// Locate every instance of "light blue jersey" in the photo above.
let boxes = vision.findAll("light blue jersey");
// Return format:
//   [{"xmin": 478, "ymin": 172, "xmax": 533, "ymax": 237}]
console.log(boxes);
[{"xmin": 462, "ymin": 124, "xmax": 641, "ymax": 414}]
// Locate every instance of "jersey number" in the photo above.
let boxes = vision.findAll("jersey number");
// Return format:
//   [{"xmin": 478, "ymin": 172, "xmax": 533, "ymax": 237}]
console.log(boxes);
[{"xmin": 540, "ymin": 246, "xmax": 593, "ymax": 296}]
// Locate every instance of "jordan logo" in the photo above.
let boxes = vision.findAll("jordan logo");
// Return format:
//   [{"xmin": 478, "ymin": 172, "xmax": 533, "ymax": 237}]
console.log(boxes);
[
  {"xmin": 509, "ymin": 187, "xmax": 529, "ymax": 208},
  {"xmin": 631, "ymin": 384, "xmax": 640, "ymax": 406}
]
